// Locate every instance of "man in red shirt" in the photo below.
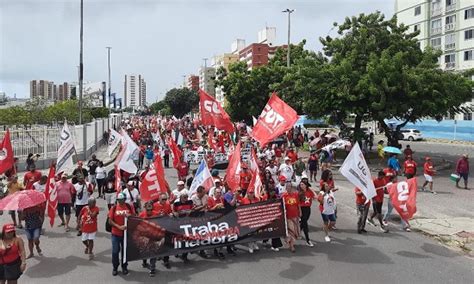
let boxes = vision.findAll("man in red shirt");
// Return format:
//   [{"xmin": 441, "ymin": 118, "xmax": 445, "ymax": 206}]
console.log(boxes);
[
  {"xmin": 367, "ymin": 171, "xmax": 389, "ymax": 233},
  {"xmin": 56, "ymin": 175, "xmax": 75, "ymax": 232},
  {"xmin": 422, "ymin": 157, "xmax": 436, "ymax": 194},
  {"xmin": 286, "ymin": 147, "xmax": 298, "ymax": 164},
  {"xmin": 109, "ymin": 193, "xmax": 135, "ymax": 276},
  {"xmin": 403, "ymin": 155, "xmax": 417, "ymax": 179},
  {"xmin": 177, "ymin": 159, "xmax": 189, "ymax": 181},
  {"xmin": 139, "ymin": 201, "xmax": 164, "ymax": 276},
  {"xmin": 79, "ymin": 197, "xmax": 99, "ymax": 260},
  {"xmin": 239, "ymin": 165, "xmax": 253, "ymax": 196},
  {"xmin": 23, "ymin": 165, "xmax": 42, "ymax": 190},
  {"xmin": 355, "ymin": 187, "xmax": 369, "ymax": 234},
  {"xmin": 153, "ymin": 193, "xmax": 172, "ymax": 217}
]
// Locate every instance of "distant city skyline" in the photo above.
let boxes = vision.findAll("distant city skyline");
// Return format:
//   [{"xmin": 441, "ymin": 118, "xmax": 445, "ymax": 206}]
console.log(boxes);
[{"xmin": 0, "ymin": 0, "xmax": 393, "ymax": 102}]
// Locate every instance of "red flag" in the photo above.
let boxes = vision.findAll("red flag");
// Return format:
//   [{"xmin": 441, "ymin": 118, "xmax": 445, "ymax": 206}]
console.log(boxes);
[
  {"xmin": 224, "ymin": 142, "xmax": 241, "ymax": 191},
  {"xmin": 167, "ymin": 136, "xmax": 182, "ymax": 169},
  {"xmin": 388, "ymin": 178, "xmax": 417, "ymax": 221},
  {"xmin": 114, "ymin": 166, "xmax": 122, "ymax": 193},
  {"xmin": 154, "ymin": 155, "xmax": 170, "ymax": 193},
  {"xmin": 252, "ymin": 93, "xmax": 298, "ymax": 147},
  {"xmin": 0, "ymin": 130, "xmax": 15, "ymax": 175},
  {"xmin": 140, "ymin": 158, "xmax": 168, "ymax": 202},
  {"xmin": 208, "ymin": 129, "xmax": 217, "ymax": 151},
  {"xmin": 44, "ymin": 165, "xmax": 57, "ymax": 227},
  {"xmin": 199, "ymin": 89, "xmax": 235, "ymax": 133}
]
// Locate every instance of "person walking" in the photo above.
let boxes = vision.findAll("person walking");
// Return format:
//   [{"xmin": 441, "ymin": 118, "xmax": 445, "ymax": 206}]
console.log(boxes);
[
  {"xmin": 56, "ymin": 174, "xmax": 75, "ymax": 232},
  {"xmin": 95, "ymin": 161, "xmax": 107, "ymax": 198},
  {"xmin": 308, "ymin": 152, "xmax": 319, "ymax": 182},
  {"xmin": 281, "ymin": 186, "xmax": 300, "ymax": 252},
  {"xmin": 20, "ymin": 204, "xmax": 44, "ymax": 259},
  {"xmin": 318, "ymin": 182, "xmax": 337, "ymax": 242},
  {"xmin": 108, "ymin": 193, "xmax": 135, "ymax": 276},
  {"xmin": 0, "ymin": 224, "xmax": 27, "ymax": 284},
  {"xmin": 355, "ymin": 187, "xmax": 369, "ymax": 234},
  {"xmin": 367, "ymin": 171, "xmax": 389, "ymax": 233},
  {"xmin": 7, "ymin": 177, "xmax": 24, "ymax": 228},
  {"xmin": 74, "ymin": 176, "xmax": 94, "ymax": 236},
  {"xmin": 403, "ymin": 155, "xmax": 417, "ymax": 179},
  {"xmin": 455, "ymin": 154, "xmax": 469, "ymax": 189},
  {"xmin": 298, "ymin": 180, "xmax": 316, "ymax": 247},
  {"xmin": 421, "ymin": 157, "xmax": 436, "ymax": 194},
  {"xmin": 87, "ymin": 154, "xmax": 100, "ymax": 191},
  {"xmin": 138, "ymin": 201, "xmax": 159, "ymax": 277},
  {"xmin": 79, "ymin": 197, "xmax": 99, "ymax": 260}
]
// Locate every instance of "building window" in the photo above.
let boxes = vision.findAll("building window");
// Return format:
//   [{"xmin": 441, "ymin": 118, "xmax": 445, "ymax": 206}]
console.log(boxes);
[
  {"xmin": 445, "ymin": 53, "xmax": 455, "ymax": 62},
  {"xmin": 415, "ymin": 6, "xmax": 421, "ymax": 16},
  {"xmin": 464, "ymin": 50, "xmax": 473, "ymax": 61},
  {"xmin": 414, "ymin": 24, "xmax": 419, "ymax": 32},
  {"xmin": 465, "ymin": 29, "xmax": 474, "ymax": 40},
  {"xmin": 464, "ymin": 112, "xmax": 473, "ymax": 121},
  {"xmin": 465, "ymin": 8, "xmax": 474, "ymax": 19},
  {"xmin": 431, "ymin": 19, "xmax": 442, "ymax": 34},
  {"xmin": 445, "ymin": 15, "xmax": 456, "ymax": 25},
  {"xmin": 445, "ymin": 34, "xmax": 456, "ymax": 49}
]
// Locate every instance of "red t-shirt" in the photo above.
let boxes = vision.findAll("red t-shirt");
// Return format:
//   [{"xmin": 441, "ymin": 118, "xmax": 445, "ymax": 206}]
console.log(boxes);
[
  {"xmin": 354, "ymin": 188, "xmax": 368, "ymax": 205},
  {"xmin": 275, "ymin": 148, "xmax": 282, "ymax": 158},
  {"xmin": 287, "ymin": 151, "xmax": 298, "ymax": 163},
  {"xmin": 153, "ymin": 201, "xmax": 172, "ymax": 216},
  {"xmin": 319, "ymin": 179, "xmax": 335, "ymax": 190},
  {"xmin": 403, "ymin": 160, "xmax": 417, "ymax": 175},
  {"xmin": 282, "ymin": 192, "xmax": 300, "ymax": 219},
  {"xmin": 177, "ymin": 163, "xmax": 189, "ymax": 177},
  {"xmin": 239, "ymin": 171, "xmax": 252, "ymax": 189},
  {"xmin": 80, "ymin": 206, "xmax": 99, "ymax": 233},
  {"xmin": 207, "ymin": 196, "xmax": 224, "ymax": 210},
  {"xmin": 300, "ymin": 189, "xmax": 315, "ymax": 207},
  {"xmin": 424, "ymin": 162, "xmax": 434, "ymax": 176},
  {"xmin": 139, "ymin": 210, "xmax": 158, "ymax": 218},
  {"xmin": 372, "ymin": 178, "xmax": 387, "ymax": 203},
  {"xmin": 108, "ymin": 203, "xmax": 135, "ymax": 237},
  {"xmin": 24, "ymin": 171, "xmax": 42, "ymax": 190}
]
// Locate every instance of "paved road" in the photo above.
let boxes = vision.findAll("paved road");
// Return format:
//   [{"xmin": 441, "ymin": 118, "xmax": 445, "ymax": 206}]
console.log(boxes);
[{"xmin": 2, "ymin": 142, "xmax": 473, "ymax": 283}]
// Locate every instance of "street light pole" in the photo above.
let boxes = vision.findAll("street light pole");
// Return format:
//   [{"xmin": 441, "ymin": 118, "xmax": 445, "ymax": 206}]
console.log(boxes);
[
  {"xmin": 106, "ymin": 46, "xmax": 112, "ymax": 109},
  {"xmin": 282, "ymin": 8, "xmax": 294, "ymax": 68},
  {"xmin": 79, "ymin": 0, "xmax": 84, "ymax": 124}
]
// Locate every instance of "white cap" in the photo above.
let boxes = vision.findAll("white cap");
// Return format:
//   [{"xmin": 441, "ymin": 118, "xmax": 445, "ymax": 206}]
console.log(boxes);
[
  {"xmin": 127, "ymin": 181, "xmax": 134, "ymax": 186},
  {"xmin": 177, "ymin": 181, "xmax": 185, "ymax": 186},
  {"xmin": 284, "ymin": 157, "xmax": 290, "ymax": 161}
]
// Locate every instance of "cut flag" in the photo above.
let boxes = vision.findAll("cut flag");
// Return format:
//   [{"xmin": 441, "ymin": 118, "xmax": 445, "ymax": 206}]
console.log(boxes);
[
  {"xmin": 167, "ymin": 136, "xmax": 182, "ymax": 169},
  {"xmin": 225, "ymin": 142, "xmax": 241, "ymax": 191},
  {"xmin": 115, "ymin": 130, "xmax": 139, "ymax": 174},
  {"xmin": 108, "ymin": 129, "xmax": 122, "ymax": 157},
  {"xmin": 44, "ymin": 165, "xmax": 57, "ymax": 227},
  {"xmin": 339, "ymin": 142, "xmax": 376, "ymax": 201},
  {"xmin": 56, "ymin": 122, "xmax": 76, "ymax": 174},
  {"xmin": 252, "ymin": 93, "xmax": 298, "ymax": 147},
  {"xmin": 199, "ymin": 89, "xmax": 235, "ymax": 133},
  {"xmin": 0, "ymin": 130, "xmax": 14, "ymax": 175},
  {"xmin": 388, "ymin": 178, "xmax": 417, "ymax": 221},
  {"xmin": 140, "ymin": 157, "xmax": 169, "ymax": 202},
  {"xmin": 188, "ymin": 159, "xmax": 214, "ymax": 196}
]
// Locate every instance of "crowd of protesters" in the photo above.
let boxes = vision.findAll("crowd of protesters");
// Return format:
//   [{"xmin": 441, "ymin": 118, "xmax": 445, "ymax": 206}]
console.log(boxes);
[{"xmin": 0, "ymin": 115, "xmax": 469, "ymax": 282}]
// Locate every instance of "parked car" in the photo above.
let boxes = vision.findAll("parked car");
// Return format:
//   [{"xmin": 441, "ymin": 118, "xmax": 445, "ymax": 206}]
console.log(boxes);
[{"xmin": 400, "ymin": 129, "xmax": 423, "ymax": 141}]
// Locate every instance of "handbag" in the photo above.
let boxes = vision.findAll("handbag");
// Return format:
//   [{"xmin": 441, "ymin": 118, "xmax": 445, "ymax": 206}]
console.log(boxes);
[{"xmin": 105, "ymin": 205, "xmax": 116, "ymax": 233}]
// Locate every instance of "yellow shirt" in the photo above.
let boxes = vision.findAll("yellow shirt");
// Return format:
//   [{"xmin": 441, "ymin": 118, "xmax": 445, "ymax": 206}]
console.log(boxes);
[
  {"xmin": 8, "ymin": 182, "xmax": 24, "ymax": 195},
  {"xmin": 377, "ymin": 144, "xmax": 385, "ymax": 158}
]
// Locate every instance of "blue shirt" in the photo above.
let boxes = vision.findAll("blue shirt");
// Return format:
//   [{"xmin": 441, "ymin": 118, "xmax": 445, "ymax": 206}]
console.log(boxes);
[
  {"xmin": 145, "ymin": 149, "xmax": 154, "ymax": 160},
  {"xmin": 387, "ymin": 157, "xmax": 401, "ymax": 171}
]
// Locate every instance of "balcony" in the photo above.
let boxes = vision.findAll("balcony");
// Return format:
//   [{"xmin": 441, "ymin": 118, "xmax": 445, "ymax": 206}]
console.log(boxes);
[
  {"xmin": 445, "ymin": 42, "xmax": 456, "ymax": 50},
  {"xmin": 431, "ymin": 7, "xmax": 442, "ymax": 17},
  {"xmin": 445, "ymin": 62, "xmax": 456, "ymax": 69},
  {"xmin": 445, "ymin": 23, "xmax": 456, "ymax": 32},
  {"xmin": 446, "ymin": 1, "xmax": 456, "ymax": 13},
  {"xmin": 431, "ymin": 27, "xmax": 442, "ymax": 35}
]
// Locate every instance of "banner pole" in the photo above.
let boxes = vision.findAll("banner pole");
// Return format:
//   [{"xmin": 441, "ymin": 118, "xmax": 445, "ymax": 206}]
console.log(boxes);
[{"xmin": 123, "ymin": 216, "xmax": 128, "ymax": 264}]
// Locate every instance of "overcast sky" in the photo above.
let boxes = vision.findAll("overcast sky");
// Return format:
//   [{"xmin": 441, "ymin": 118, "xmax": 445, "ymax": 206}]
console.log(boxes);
[{"xmin": 0, "ymin": 0, "xmax": 393, "ymax": 102}]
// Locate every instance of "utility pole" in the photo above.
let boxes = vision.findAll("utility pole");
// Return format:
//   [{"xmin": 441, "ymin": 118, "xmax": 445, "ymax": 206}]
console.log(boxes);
[
  {"xmin": 106, "ymin": 46, "xmax": 112, "ymax": 109},
  {"xmin": 202, "ymin": 58, "xmax": 208, "ymax": 68},
  {"xmin": 79, "ymin": 0, "xmax": 84, "ymax": 124},
  {"xmin": 182, "ymin": 75, "xmax": 187, "ymax": 88},
  {"xmin": 282, "ymin": 8, "xmax": 294, "ymax": 68}
]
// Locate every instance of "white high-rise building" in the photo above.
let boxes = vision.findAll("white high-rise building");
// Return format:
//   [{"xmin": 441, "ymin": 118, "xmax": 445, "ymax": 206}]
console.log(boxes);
[
  {"xmin": 395, "ymin": 0, "xmax": 474, "ymax": 120},
  {"xmin": 124, "ymin": 74, "xmax": 146, "ymax": 108},
  {"xmin": 199, "ymin": 67, "xmax": 216, "ymax": 97}
]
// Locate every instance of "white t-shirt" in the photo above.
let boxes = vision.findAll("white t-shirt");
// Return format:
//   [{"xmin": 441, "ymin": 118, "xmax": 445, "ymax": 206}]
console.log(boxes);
[
  {"xmin": 208, "ymin": 186, "xmax": 224, "ymax": 197},
  {"xmin": 74, "ymin": 182, "xmax": 92, "ymax": 206},
  {"xmin": 172, "ymin": 188, "xmax": 189, "ymax": 203},
  {"xmin": 321, "ymin": 192, "xmax": 336, "ymax": 215},
  {"xmin": 95, "ymin": 166, "xmax": 106, "ymax": 179},
  {"xmin": 276, "ymin": 183, "xmax": 287, "ymax": 196},
  {"xmin": 265, "ymin": 149, "xmax": 275, "ymax": 160},
  {"xmin": 123, "ymin": 187, "xmax": 140, "ymax": 205},
  {"xmin": 279, "ymin": 163, "xmax": 294, "ymax": 181},
  {"xmin": 33, "ymin": 181, "xmax": 45, "ymax": 193}
]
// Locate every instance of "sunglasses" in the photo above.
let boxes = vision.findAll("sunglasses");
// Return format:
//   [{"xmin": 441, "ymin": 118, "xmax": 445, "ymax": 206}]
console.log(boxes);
[{"xmin": 160, "ymin": 198, "xmax": 168, "ymax": 201}]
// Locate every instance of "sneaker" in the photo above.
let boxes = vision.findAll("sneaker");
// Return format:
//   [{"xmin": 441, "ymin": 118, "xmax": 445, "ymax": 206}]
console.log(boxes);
[
  {"xmin": 142, "ymin": 262, "xmax": 149, "ymax": 268},
  {"xmin": 163, "ymin": 262, "xmax": 171, "ymax": 269},
  {"xmin": 404, "ymin": 227, "xmax": 411, "ymax": 232},
  {"xmin": 421, "ymin": 187, "xmax": 425, "ymax": 192},
  {"xmin": 149, "ymin": 270, "xmax": 156, "ymax": 277},
  {"xmin": 431, "ymin": 191, "xmax": 437, "ymax": 195},
  {"xmin": 248, "ymin": 247, "xmax": 254, "ymax": 254},
  {"xmin": 217, "ymin": 252, "xmax": 225, "ymax": 260},
  {"xmin": 324, "ymin": 236, "xmax": 331, "ymax": 242},
  {"xmin": 253, "ymin": 243, "xmax": 260, "ymax": 251},
  {"xmin": 270, "ymin": 247, "xmax": 280, "ymax": 252},
  {"xmin": 306, "ymin": 241, "xmax": 314, "ymax": 247},
  {"xmin": 112, "ymin": 270, "xmax": 118, "ymax": 276},
  {"xmin": 382, "ymin": 221, "xmax": 388, "ymax": 227},
  {"xmin": 360, "ymin": 229, "xmax": 368, "ymax": 233},
  {"xmin": 122, "ymin": 269, "xmax": 129, "ymax": 275},
  {"xmin": 367, "ymin": 218, "xmax": 377, "ymax": 227},
  {"xmin": 380, "ymin": 226, "xmax": 389, "ymax": 233}
]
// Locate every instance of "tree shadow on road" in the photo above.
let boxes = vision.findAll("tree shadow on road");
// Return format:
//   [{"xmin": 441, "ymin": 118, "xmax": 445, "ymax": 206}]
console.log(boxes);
[
  {"xmin": 421, "ymin": 243, "xmax": 459, "ymax": 258},
  {"xmin": 396, "ymin": 251, "xmax": 432, "ymax": 259},
  {"xmin": 25, "ymin": 255, "xmax": 99, "ymax": 278}
]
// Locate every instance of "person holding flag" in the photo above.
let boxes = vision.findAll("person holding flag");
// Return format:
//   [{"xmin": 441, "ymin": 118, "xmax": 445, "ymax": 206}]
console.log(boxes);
[
  {"xmin": 367, "ymin": 171, "xmax": 389, "ymax": 233},
  {"xmin": 355, "ymin": 187, "xmax": 370, "ymax": 234}
]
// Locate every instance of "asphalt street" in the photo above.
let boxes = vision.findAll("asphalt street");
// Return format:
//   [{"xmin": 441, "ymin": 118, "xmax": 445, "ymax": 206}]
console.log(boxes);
[{"xmin": 2, "ymin": 141, "xmax": 473, "ymax": 284}]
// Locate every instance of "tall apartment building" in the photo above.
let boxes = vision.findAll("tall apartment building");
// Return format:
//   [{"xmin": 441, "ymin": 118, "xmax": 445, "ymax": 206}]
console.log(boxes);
[
  {"xmin": 124, "ymin": 74, "xmax": 147, "ymax": 108},
  {"xmin": 186, "ymin": 75, "xmax": 200, "ymax": 91},
  {"xmin": 213, "ymin": 53, "xmax": 240, "ymax": 106},
  {"xmin": 57, "ymin": 82, "xmax": 70, "ymax": 101},
  {"xmin": 30, "ymin": 80, "xmax": 53, "ymax": 100},
  {"xmin": 395, "ymin": 0, "xmax": 474, "ymax": 120},
  {"xmin": 199, "ymin": 67, "xmax": 216, "ymax": 97}
]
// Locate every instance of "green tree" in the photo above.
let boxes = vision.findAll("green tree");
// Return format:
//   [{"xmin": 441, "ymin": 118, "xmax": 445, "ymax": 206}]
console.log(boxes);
[
  {"xmin": 149, "ymin": 100, "xmax": 171, "ymax": 115},
  {"xmin": 303, "ymin": 12, "xmax": 473, "ymax": 144},
  {"xmin": 163, "ymin": 88, "xmax": 198, "ymax": 118}
]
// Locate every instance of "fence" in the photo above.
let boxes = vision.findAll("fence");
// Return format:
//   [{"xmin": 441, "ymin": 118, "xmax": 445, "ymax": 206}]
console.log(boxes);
[{"xmin": 0, "ymin": 114, "xmax": 123, "ymax": 170}]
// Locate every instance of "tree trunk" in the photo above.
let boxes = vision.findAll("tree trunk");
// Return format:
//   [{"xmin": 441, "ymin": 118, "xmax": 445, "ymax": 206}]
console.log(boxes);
[
  {"xmin": 353, "ymin": 115, "xmax": 363, "ymax": 145},
  {"xmin": 378, "ymin": 119, "xmax": 410, "ymax": 147}
]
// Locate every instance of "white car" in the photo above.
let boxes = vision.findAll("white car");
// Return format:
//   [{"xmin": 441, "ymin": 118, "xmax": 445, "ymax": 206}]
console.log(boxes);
[{"xmin": 400, "ymin": 129, "xmax": 423, "ymax": 141}]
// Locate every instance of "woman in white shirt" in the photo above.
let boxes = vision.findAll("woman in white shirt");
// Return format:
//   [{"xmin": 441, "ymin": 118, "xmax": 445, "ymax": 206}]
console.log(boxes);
[
  {"xmin": 95, "ymin": 162, "xmax": 107, "ymax": 198},
  {"xmin": 32, "ymin": 175, "xmax": 47, "ymax": 193}
]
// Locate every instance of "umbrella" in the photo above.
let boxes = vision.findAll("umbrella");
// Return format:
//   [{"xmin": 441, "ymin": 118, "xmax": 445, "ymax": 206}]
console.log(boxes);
[
  {"xmin": 383, "ymin": 146, "xmax": 402, "ymax": 154},
  {"xmin": 325, "ymin": 133, "xmax": 339, "ymax": 139},
  {"xmin": 310, "ymin": 137, "xmax": 321, "ymax": 147},
  {"xmin": 322, "ymin": 139, "xmax": 351, "ymax": 151},
  {"xmin": 0, "ymin": 190, "xmax": 46, "ymax": 211}
]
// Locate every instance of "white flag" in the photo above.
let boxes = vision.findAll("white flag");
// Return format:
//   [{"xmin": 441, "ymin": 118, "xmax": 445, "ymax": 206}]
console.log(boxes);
[
  {"xmin": 188, "ymin": 160, "xmax": 214, "ymax": 196},
  {"xmin": 339, "ymin": 142, "xmax": 376, "ymax": 200},
  {"xmin": 252, "ymin": 116, "xmax": 257, "ymax": 126},
  {"xmin": 322, "ymin": 139, "xmax": 351, "ymax": 152},
  {"xmin": 115, "ymin": 130, "xmax": 139, "ymax": 174},
  {"xmin": 56, "ymin": 122, "xmax": 76, "ymax": 174},
  {"xmin": 107, "ymin": 129, "xmax": 122, "ymax": 157}
]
